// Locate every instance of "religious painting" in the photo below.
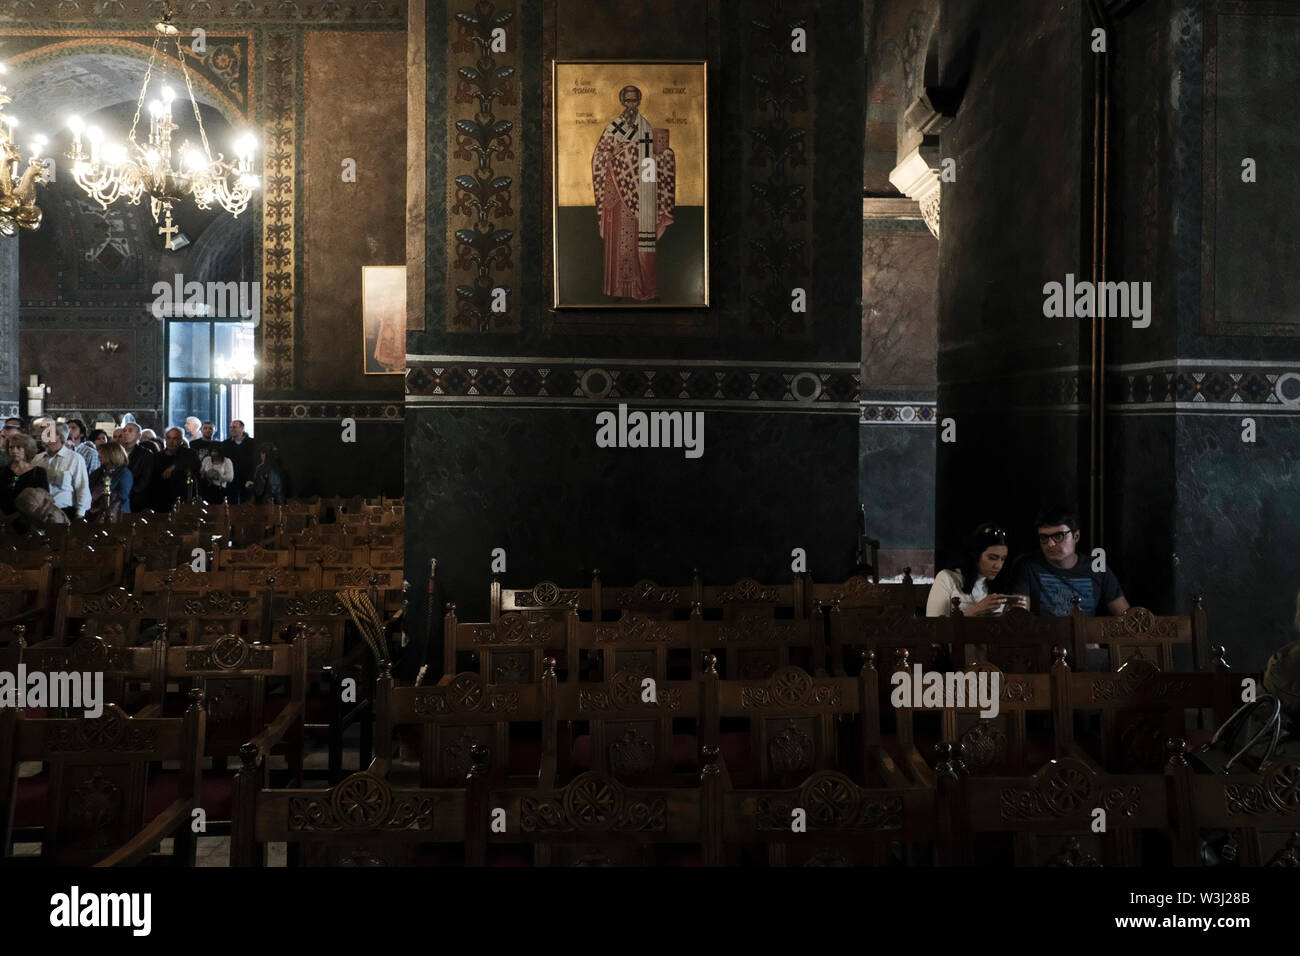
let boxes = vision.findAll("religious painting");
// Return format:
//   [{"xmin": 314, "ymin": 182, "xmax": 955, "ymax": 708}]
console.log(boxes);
[
  {"xmin": 553, "ymin": 60, "xmax": 708, "ymax": 308},
  {"xmin": 362, "ymin": 266, "xmax": 406, "ymax": 374}
]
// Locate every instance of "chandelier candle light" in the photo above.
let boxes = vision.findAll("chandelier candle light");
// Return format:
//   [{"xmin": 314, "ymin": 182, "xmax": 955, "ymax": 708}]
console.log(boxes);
[
  {"xmin": 64, "ymin": 2, "xmax": 259, "ymax": 247},
  {"xmin": 0, "ymin": 62, "xmax": 50, "ymax": 236}
]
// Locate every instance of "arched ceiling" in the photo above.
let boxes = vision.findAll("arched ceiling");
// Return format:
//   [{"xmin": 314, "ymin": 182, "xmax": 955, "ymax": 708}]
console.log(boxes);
[{"xmin": 3, "ymin": 51, "xmax": 226, "ymax": 129}]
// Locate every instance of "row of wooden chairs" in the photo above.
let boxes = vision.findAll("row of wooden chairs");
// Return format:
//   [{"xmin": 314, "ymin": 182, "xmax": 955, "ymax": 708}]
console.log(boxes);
[
  {"xmin": 450, "ymin": 599, "xmax": 1212, "ymax": 685},
  {"xmin": 491, "ymin": 571, "xmax": 928, "ymax": 622},
  {"xmin": 226, "ymin": 650, "xmax": 1295, "ymax": 867}
]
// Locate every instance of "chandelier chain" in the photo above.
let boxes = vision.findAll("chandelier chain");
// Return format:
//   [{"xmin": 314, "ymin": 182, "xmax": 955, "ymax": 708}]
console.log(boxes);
[
  {"xmin": 127, "ymin": 37, "xmax": 162, "ymax": 146},
  {"xmin": 174, "ymin": 36, "xmax": 214, "ymax": 160}
]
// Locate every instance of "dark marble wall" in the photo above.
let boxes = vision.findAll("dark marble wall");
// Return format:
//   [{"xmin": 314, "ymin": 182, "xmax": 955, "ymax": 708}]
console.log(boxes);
[
  {"xmin": 405, "ymin": 0, "xmax": 866, "ymax": 668},
  {"xmin": 257, "ymin": 419, "xmax": 405, "ymax": 501},
  {"xmin": 935, "ymin": 0, "xmax": 1087, "ymax": 558}
]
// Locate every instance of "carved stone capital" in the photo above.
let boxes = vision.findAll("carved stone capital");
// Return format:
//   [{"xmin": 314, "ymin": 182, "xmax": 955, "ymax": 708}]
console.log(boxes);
[{"xmin": 889, "ymin": 140, "xmax": 943, "ymax": 240}]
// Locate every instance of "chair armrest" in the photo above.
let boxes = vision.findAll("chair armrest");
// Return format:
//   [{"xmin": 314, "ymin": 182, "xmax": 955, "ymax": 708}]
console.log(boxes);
[
  {"xmin": 94, "ymin": 798, "xmax": 192, "ymax": 867},
  {"xmin": 133, "ymin": 702, "xmax": 162, "ymax": 718},
  {"xmin": 244, "ymin": 700, "xmax": 304, "ymax": 762}
]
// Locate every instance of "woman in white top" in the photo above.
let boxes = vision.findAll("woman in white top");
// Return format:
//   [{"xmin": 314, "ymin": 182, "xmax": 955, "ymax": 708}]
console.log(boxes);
[{"xmin": 926, "ymin": 523, "xmax": 1028, "ymax": 616}]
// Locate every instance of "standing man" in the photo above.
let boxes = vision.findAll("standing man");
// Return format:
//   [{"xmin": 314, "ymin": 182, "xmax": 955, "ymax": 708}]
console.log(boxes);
[
  {"xmin": 183, "ymin": 416, "xmax": 203, "ymax": 444},
  {"xmin": 151, "ymin": 427, "xmax": 200, "ymax": 511},
  {"xmin": 65, "ymin": 419, "xmax": 99, "ymax": 473},
  {"xmin": 190, "ymin": 421, "xmax": 220, "ymax": 460},
  {"xmin": 222, "ymin": 420, "xmax": 257, "ymax": 505},
  {"xmin": 1011, "ymin": 506, "xmax": 1130, "ymax": 616},
  {"xmin": 591, "ymin": 84, "xmax": 676, "ymax": 301},
  {"xmin": 33, "ymin": 422, "xmax": 91, "ymax": 519},
  {"xmin": 119, "ymin": 422, "xmax": 155, "ymax": 513}
]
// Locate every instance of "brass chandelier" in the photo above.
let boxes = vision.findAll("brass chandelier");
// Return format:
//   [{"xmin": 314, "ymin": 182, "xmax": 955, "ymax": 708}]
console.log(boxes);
[
  {"xmin": 0, "ymin": 62, "xmax": 49, "ymax": 237},
  {"xmin": 65, "ymin": 1, "xmax": 258, "ymax": 247}
]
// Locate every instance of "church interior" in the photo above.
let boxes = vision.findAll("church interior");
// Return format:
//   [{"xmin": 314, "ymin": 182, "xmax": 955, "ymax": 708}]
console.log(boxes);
[{"xmin": 0, "ymin": 0, "xmax": 1298, "ymax": 895}]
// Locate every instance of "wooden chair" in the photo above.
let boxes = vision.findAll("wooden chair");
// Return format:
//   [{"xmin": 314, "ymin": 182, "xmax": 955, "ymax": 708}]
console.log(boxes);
[
  {"xmin": 712, "ymin": 655, "xmax": 934, "ymax": 864},
  {"xmin": 570, "ymin": 609, "xmax": 702, "ymax": 684},
  {"xmin": 696, "ymin": 575, "xmax": 805, "ymax": 620},
  {"xmin": 377, "ymin": 661, "xmax": 555, "ymax": 789},
  {"xmin": 486, "ymin": 754, "xmax": 717, "ymax": 866},
  {"xmin": 232, "ymin": 758, "xmax": 481, "ymax": 867},
  {"xmin": 444, "ymin": 606, "xmax": 573, "ymax": 684},
  {"xmin": 169, "ymin": 590, "xmax": 265, "ymax": 646},
  {"xmin": 951, "ymin": 605, "xmax": 1074, "ymax": 673},
  {"xmin": 1168, "ymin": 744, "xmax": 1300, "ymax": 867},
  {"xmin": 808, "ymin": 571, "xmax": 924, "ymax": 620},
  {"xmin": 215, "ymin": 542, "xmax": 291, "ymax": 574},
  {"xmin": 55, "ymin": 586, "xmax": 169, "ymax": 648},
  {"xmin": 0, "ymin": 560, "xmax": 56, "ymax": 643},
  {"xmin": 0, "ymin": 696, "xmax": 207, "ymax": 865},
  {"xmin": 695, "ymin": 608, "xmax": 827, "ymax": 680},
  {"xmin": 1072, "ymin": 601, "xmax": 1212, "ymax": 672},
  {"xmin": 594, "ymin": 573, "xmax": 698, "ymax": 621},
  {"xmin": 133, "ymin": 563, "xmax": 235, "ymax": 594},
  {"xmin": 491, "ymin": 577, "xmax": 594, "ymax": 622},
  {"xmin": 938, "ymin": 749, "xmax": 1171, "ymax": 866},
  {"xmin": 828, "ymin": 605, "xmax": 949, "ymax": 677}
]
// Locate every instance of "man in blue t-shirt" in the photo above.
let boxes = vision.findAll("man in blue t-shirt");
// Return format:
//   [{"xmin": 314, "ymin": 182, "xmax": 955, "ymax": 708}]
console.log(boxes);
[{"xmin": 1011, "ymin": 507, "xmax": 1130, "ymax": 616}]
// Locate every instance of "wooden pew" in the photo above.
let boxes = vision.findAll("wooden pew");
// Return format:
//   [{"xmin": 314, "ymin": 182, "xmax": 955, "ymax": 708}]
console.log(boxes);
[{"xmin": 0, "ymin": 695, "xmax": 207, "ymax": 865}]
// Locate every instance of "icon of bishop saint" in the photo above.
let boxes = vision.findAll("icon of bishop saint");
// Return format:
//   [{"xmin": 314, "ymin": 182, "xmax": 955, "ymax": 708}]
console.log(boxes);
[{"xmin": 591, "ymin": 84, "xmax": 676, "ymax": 301}]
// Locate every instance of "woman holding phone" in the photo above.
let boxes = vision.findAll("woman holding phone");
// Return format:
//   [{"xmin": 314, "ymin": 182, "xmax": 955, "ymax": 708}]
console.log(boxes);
[{"xmin": 926, "ymin": 522, "xmax": 1030, "ymax": 616}]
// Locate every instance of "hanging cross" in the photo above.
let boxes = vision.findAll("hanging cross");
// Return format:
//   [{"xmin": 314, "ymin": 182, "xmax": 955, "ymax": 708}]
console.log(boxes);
[
  {"xmin": 159, "ymin": 212, "xmax": 179, "ymax": 246},
  {"xmin": 639, "ymin": 131, "xmax": 654, "ymax": 157}
]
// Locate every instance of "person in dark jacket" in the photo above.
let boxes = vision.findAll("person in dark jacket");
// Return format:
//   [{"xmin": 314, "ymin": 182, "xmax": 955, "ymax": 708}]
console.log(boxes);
[
  {"xmin": 248, "ymin": 442, "xmax": 287, "ymax": 504},
  {"xmin": 222, "ymin": 420, "xmax": 258, "ymax": 504},
  {"xmin": 1, "ymin": 432, "xmax": 49, "ymax": 515},
  {"xmin": 119, "ymin": 423, "xmax": 154, "ymax": 512},
  {"xmin": 151, "ymin": 427, "xmax": 201, "ymax": 511}
]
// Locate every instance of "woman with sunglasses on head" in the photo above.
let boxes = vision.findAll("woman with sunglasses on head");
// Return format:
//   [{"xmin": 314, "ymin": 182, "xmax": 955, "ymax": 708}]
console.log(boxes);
[{"xmin": 926, "ymin": 522, "xmax": 1030, "ymax": 617}]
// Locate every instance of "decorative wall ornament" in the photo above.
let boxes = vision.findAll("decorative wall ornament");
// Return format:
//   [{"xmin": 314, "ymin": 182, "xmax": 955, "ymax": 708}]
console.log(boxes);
[
  {"xmin": 743, "ymin": 0, "xmax": 813, "ymax": 338},
  {"xmin": 259, "ymin": 30, "xmax": 296, "ymax": 390},
  {"xmin": 446, "ymin": 0, "xmax": 519, "ymax": 332}
]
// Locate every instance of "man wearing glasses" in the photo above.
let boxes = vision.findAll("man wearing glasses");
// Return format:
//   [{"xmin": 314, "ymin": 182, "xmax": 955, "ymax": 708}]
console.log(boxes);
[{"xmin": 1011, "ymin": 507, "xmax": 1129, "ymax": 616}]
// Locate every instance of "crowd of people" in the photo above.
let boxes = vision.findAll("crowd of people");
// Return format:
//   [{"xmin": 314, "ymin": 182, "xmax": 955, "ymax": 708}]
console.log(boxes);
[
  {"xmin": 0, "ymin": 415, "xmax": 288, "ymax": 530},
  {"xmin": 926, "ymin": 506, "xmax": 1130, "ymax": 619}
]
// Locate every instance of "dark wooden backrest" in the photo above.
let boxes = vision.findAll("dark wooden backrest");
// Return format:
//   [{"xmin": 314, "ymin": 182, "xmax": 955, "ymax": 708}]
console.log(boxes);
[
  {"xmin": 171, "ymin": 590, "xmax": 265, "ymax": 646},
  {"xmin": 594, "ymin": 574, "xmax": 697, "ymax": 621},
  {"xmin": 1072, "ymin": 602, "xmax": 1211, "ymax": 672},
  {"xmin": 378, "ymin": 661, "xmax": 556, "ymax": 788},
  {"xmin": 216, "ymin": 542, "xmax": 291, "ymax": 572},
  {"xmin": 890, "ymin": 655, "xmax": 1054, "ymax": 779},
  {"xmin": 569, "ymin": 611, "xmax": 701, "ymax": 683},
  {"xmin": 443, "ymin": 607, "xmax": 573, "ymax": 684},
  {"xmin": 133, "ymin": 564, "xmax": 235, "ymax": 594},
  {"xmin": 1052, "ymin": 649, "xmax": 1233, "ymax": 773},
  {"xmin": 697, "ymin": 576, "xmax": 805, "ymax": 621},
  {"xmin": 950, "ymin": 605, "xmax": 1073, "ymax": 673},
  {"xmin": 16, "ymin": 634, "xmax": 163, "ymax": 716},
  {"xmin": 810, "ymin": 571, "xmax": 923, "ymax": 618},
  {"xmin": 160, "ymin": 635, "xmax": 306, "ymax": 758},
  {"xmin": 0, "ymin": 698, "xmax": 205, "ymax": 865},
  {"xmin": 713, "ymin": 663, "xmax": 860, "ymax": 787},
  {"xmin": 267, "ymin": 589, "xmax": 351, "ymax": 674},
  {"xmin": 828, "ymin": 604, "xmax": 948, "ymax": 677},
  {"xmin": 57, "ymin": 587, "xmax": 168, "ymax": 647},
  {"xmin": 941, "ymin": 753, "xmax": 1170, "ymax": 866},
  {"xmin": 0, "ymin": 560, "xmax": 55, "ymax": 637},
  {"xmin": 555, "ymin": 665, "xmax": 705, "ymax": 786},
  {"xmin": 695, "ymin": 607, "xmax": 826, "ymax": 681},
  {"xmin": 240, "ymin": 764, "xmax": 473, "ymax": 866},
  {"xmin": 491, "ymin": 578, "xmax": 594, "ymax": 622}
]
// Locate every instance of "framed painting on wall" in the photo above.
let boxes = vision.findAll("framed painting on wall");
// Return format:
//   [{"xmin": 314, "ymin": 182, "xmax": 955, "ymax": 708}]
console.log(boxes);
[
  {"xmin": 553, "ymin": 60, "xmax": 708, "ymax": 308},
  {"xmin": 362, "ymin": 265, "xmax": 406, "ymax": 374}
]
